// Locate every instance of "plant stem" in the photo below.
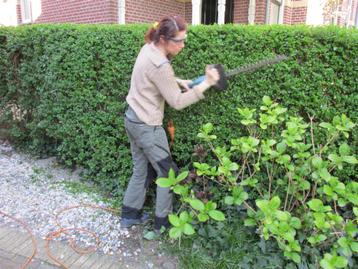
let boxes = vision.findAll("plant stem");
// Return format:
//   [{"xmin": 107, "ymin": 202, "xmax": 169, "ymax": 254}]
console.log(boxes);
[
  {"xmin": 245, "ymin": 169, "xmax": 257, "ymax": 180},
  {"xmin": 266, "ymin": 164, "xmax": 273, "ymax": 199},
  {"xmin": 302, "ymin": 188, "xmax": 310, "ymax": 205},
  {"xmin": 333, "ymin": 200, "xmax": 338, "ymax": 215},
  {"xmin": 255, "ymin": 186, "xmax": 264, "ymax": 198},
  {"xmin": 288, "ymin": 196, "xmax": 296, "ymax": 212},
  {"xmin": 331, "ymin": 226, "xmax": 341, "ymax": 239},
  {"xmin": 203, "ymin": 176, "xmax": 207, "ymax": 193},
  {"xmin": 330, "ymin": 231, "xmax": 344, "ymax": 236},
  {"xmin": 329, "ymin": 165, "xmax": 336, "ymax": 173},
  {"xmin": 284, "ymin": 170, "xmax": 292, "ymax": 211},
  {"xmin": 208, "ymin": 141, "xmax": 223, "ymax": 166},
  {"xmin": 308, "ymin": 113, "xmax": 316, "ymax": 154},
  {"xmin": 319, "ymin": 134, "xmax": 338, "ymax": 155},
  {"xmin": 243, "ymin": 201, "xmax": 256, "ymax": 213},
  {"xmin": 272, "ymin": 185, "xmax": 280, "ymax": 197},
  {"xmin": 312, "ymin": 182, "xmax": 318, "ymax": 199},
  {"xmin": 246, "ymin": 158, "xmax": 253, "ymax": 177},
  {"xmin": 240, "ymin": 158, "xmax": 247, "ymax": 181},
  {"xmin": 210, "ymin": 178, "xmax": 226, "ymax": 186},
  {"xmin": 177, "ymin": 203, "xmax": 185, "ymax": 214}
]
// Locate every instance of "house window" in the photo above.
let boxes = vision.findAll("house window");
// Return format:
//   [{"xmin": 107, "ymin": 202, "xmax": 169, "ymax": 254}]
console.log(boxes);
[
  {"xmin": 225, "ymin": 0, "xmax": 234, "ymax": 23},
  {"xmin": 201, "ymin": 0, "xmax": 234, "ymax": 25},
  {"xmin": 268, "ymin": 0, "xmax": 282, "ymax": 24},
  {"xmin": 21, "ymin": 0, "xmax": 32, "ymax": 23}
]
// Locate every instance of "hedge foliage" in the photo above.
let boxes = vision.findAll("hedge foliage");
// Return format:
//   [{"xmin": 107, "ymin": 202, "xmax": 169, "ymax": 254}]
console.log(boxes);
[{"xmin": 0, "ymin": 24, "xmax": 357, "ymax": 197}]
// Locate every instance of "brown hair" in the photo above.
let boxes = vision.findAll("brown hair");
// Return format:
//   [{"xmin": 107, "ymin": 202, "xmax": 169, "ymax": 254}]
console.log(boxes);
[{"xmin": 145, "ymin": 15, "xmax": 187, "ymax": 44}]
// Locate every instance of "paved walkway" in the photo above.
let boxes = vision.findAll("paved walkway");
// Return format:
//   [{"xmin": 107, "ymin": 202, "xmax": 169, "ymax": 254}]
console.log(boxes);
[
  {"xmin": 0, "ymin": 139, "xmax": 178, "ymax": 269},
  {"xmin": 0, "ymin": 225, "xmax": 155, "ymax": 269}
]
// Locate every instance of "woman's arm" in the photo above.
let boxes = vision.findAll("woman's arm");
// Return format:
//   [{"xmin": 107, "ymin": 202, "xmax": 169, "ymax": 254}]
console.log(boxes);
[
  {"xmin": 175, "ymin": 78, "xmax": 192, "ymax": 92},
  {"xmin": 150, "ymin": 64, "xmax": 219, "ymax": 110}
]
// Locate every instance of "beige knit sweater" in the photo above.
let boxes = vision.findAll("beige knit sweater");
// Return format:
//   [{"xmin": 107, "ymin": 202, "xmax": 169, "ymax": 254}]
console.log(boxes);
[{"xmin": 126, "ymin": 43, "xmax": 205, "ymax": 126}]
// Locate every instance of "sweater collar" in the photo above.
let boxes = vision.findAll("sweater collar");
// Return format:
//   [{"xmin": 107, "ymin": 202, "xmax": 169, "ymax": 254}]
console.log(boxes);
[{"xmin": 147, "ymin": 42, "xmax": 170, "ymax": 67}]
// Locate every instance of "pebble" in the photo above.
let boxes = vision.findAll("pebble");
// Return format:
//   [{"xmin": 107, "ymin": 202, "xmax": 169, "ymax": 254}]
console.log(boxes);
[{"xmin": 0, "ymin": 141, "xmax": 137, "ymax": 256}]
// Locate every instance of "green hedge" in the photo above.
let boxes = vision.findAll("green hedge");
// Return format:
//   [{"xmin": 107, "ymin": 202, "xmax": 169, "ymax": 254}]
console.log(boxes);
[{"xmin": 0, "ymin": 24, "xmax": 357, "ymax": 197}]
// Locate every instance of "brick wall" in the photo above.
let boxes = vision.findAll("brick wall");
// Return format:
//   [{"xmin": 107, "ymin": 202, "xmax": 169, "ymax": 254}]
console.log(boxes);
[
  {"xmin": 284, "ymin": 0, "xmax": 307, "ymax": 25},
  {"xmin": 24, "ymin": 0, "xmax": 311, "ymax": 26},
  {"xmin": 255, "ymin": 0, "xmax": 267, "ymax": 24},
  {"xmin": 283, "ymin": 5, "xmax": 291, "ymax": 24},
  {"xmin": 234, "ymin": 0, "xmax": 249, "ymax": 24},
  {"xmin": 35, "ymin": 0, "xmax": 118, "ymax": 24},
  {"xmin": 232, "ymin": 0, "xmax": 308, "ymax": 25},
  {"xmin": 233, "ymin": 0, "xmax": 267, "ymax": 24},
  {"xmin": 125, "ymin": 0, "xmax": 185, "ymax": 23},
  {"xmin": 16, "ymin": 1, "xmax": 22, "ymax": 25},
  {"xmin": 184, "ymin": 2, "xmax": 192, "ymax": 24},
  {"xmin": 290, "ymin": 6, "xmax": 307, "ymax": 24}
]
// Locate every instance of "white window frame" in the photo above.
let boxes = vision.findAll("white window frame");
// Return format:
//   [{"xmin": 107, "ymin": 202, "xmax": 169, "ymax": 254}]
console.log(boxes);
[
  {"xmin": 192, "ymin": 0, "xmax": 202, "ymax": 25},
  {"xmin": 266, "ymin": 0, "xmax": 285, "ymax": 25},
  {"xmin": 21, "ymin": 0, "xmax": 32, "ymax": 24},
  {"xmin": 118, "ymin": 0, "xmax": 125, "ymax": 24}
]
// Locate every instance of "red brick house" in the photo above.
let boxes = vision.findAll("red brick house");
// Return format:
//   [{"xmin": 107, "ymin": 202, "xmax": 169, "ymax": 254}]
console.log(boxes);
[{"xmin": 1, "ymin": 0, "xmax": 357, "ymax": 27}]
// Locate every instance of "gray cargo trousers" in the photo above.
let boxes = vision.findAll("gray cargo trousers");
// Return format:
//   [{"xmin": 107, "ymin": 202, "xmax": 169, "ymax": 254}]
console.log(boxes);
[{"xmin": 121, "ymin": 106, "xmax": 178, "ymax": 230}]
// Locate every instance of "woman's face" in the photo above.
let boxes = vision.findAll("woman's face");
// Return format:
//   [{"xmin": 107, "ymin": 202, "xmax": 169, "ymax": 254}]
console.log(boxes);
[{"xmin": 164, "ymin": 30, "xmax": 187, "ymax": 57}]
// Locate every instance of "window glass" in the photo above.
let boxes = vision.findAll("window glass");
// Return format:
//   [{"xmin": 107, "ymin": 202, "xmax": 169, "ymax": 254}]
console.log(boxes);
[{"xmin": 202, "ymin": 0, "xmax": 234, "ymax": 24}]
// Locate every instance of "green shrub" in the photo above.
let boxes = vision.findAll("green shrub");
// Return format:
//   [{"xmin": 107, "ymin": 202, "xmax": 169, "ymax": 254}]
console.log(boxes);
[
  {"xmin": 0, "ymin": 24, "xmax": 357, "ymax": 199},
  {"xmin": 157, "ymin": 96, "xmax": 357, "ymax": 268}
]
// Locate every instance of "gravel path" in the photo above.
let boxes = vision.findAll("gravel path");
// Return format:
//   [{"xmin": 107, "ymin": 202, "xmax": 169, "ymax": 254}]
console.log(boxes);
[{"xmin": 0, "ymin": 139, "xmax": 177, "ymax": 268}]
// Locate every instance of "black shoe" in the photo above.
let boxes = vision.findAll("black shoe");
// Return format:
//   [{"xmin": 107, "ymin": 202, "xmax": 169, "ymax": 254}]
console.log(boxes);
[{"xmin": 120, "ymin": 212, "xmax": 150, "ymax": 228}]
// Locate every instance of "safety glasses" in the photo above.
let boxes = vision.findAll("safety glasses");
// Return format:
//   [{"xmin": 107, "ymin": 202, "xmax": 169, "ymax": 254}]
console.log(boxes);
[{"xmin": 169, "ymin": 34, "xmax": 187, "ymax": 44}]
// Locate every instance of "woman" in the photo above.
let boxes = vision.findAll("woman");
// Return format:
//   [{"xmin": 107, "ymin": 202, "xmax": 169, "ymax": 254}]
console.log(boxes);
[{"xmin": 121, "ymin": 15, "xmax": 219, "ymax": 231}]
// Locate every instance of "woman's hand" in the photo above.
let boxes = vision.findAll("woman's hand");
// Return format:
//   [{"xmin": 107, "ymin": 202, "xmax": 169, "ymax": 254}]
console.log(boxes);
[
  {"xmin": 205, "ymin": 65, "xmax": 220, "ymax": 86},
  {"xmin": 176, "ymin": 78, "xmax": 193, "ymax": 92}
]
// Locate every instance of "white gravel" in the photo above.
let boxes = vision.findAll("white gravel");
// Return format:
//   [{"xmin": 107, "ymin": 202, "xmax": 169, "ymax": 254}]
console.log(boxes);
[{"xmin": 0, "ymin": 140, "xmax": 140, "ymax": 257}]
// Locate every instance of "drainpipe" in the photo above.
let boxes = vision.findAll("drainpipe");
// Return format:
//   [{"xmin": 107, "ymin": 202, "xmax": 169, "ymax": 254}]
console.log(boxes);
[
  {"xmin": 345, "ymin": 0, "xmax": 352, "ymax": 27},
  {"xmin": 278, "ymin": 0, "xmax": 285, "ymax": 24},
  {"xmin": 248, "ymin": 0, "xmax": 256, "ymax": 24},
  {"xmin": 192, "ymin": 0, "xmax": 202, "ymax": 25},
  {"xmin": 265, "ymin": 0, "xmax": 270, "ymax": 24},
  {"xmin": 118, "ymin": 0, "xmax": 125, "ymax": 24},
  {"xmin": 218, "ymin": 0, "xmax": 226, "ymax": 25},
  {"xmin": 356, "ymin": 3, "xmax": 358, "ymax": 27}
]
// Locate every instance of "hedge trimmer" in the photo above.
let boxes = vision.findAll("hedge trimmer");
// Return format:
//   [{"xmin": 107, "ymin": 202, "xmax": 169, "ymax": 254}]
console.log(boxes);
[
  {"xmin": 170, "ymin": 55, "xmax": 289, "ymax": 147},
  {"xmin": 188, "ymin": 54, "xmax": 288, "ymax": 91}
]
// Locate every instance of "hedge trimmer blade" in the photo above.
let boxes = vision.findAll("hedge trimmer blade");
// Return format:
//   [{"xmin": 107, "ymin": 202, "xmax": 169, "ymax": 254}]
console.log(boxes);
[
  {"xmin": 213, "ymin": 55, "xmax": 288, "ymax": 90},
  {"xmin": 225, "ymin": 55, "xmax": 288, "ymax": 78},
  {"xmin": 188, "ymin": 55, "xmax": 289, "ymax": 91}
]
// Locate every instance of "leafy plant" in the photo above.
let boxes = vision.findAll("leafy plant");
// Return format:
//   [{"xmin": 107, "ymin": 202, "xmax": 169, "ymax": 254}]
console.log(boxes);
[
  {"xmin": 156, "ymin": 169, "xmax": 225, "ymax": 243},
  {"xmin": 157, "ymin": 96, "xmax": 357, "ymax": 268}
]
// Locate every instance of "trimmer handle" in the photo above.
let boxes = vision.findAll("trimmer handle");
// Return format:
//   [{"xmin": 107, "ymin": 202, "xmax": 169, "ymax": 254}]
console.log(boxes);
[
  {"xmin": 188, "ymin": 75, "xmax": 206, "ymax": 88},
  {"xmin": 188, "ymin": 64, "xmax": 228, "ymax": 91}
]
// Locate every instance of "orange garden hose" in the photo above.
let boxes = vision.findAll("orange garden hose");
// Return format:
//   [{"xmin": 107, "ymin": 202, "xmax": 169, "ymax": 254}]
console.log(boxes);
[
  {"xmin": 0, "ymin": 210, "xmax": 37, "ymax": 269},
  {"xmin": 45, "ymin": 227, "xmax": 100, "ymax": 268},
  {"xmin": 1, "ymin": 204, "xmax": 119, "ymax": 269},
  {"xmin": 45, "ymin": 204, "xmax": 119, "ymax": 269}
]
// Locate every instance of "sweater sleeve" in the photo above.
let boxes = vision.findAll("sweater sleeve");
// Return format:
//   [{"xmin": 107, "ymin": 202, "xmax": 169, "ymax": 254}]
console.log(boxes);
[{"xmin": 149, "ymin": 63, "xmax": 205, "ymax": 110}]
